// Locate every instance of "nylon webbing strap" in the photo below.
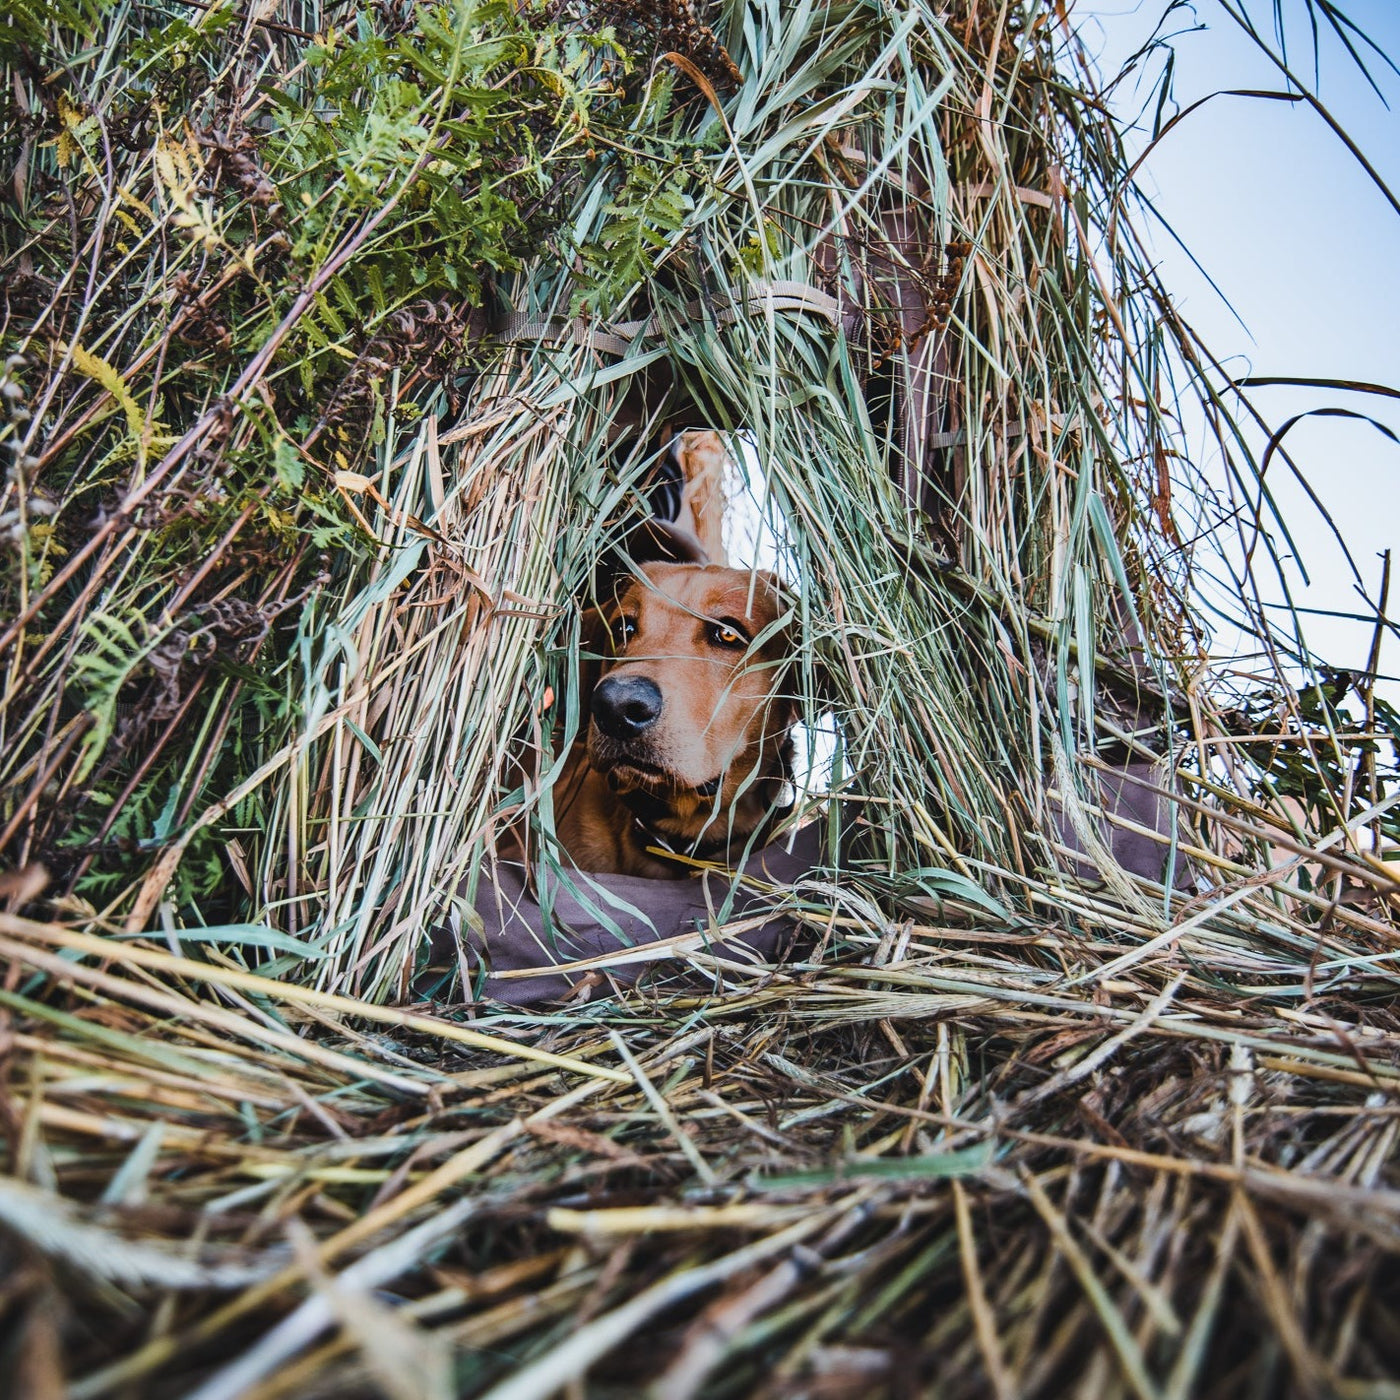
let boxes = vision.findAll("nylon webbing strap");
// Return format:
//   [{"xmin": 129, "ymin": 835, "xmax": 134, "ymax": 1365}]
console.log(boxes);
[{"xmin": 500, "ymin": 279, "xmax": 842, "ymax": 356}]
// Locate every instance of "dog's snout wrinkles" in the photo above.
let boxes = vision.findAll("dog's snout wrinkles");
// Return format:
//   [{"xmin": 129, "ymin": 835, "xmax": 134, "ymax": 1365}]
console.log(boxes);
[{"xmin": 592, "ymin": 675, "xmax": 663, "ymax": 739}]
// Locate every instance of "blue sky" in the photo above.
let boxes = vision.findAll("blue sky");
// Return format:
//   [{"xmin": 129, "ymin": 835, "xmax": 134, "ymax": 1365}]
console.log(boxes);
[{"xmin": 1076, "ymin": 0, "xmax": 1399, "ymax": 691}]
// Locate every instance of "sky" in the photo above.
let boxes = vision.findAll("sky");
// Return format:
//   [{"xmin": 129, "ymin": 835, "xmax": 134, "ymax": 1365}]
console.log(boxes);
[{"xmin": 1075, "ymin": 0, "xmax": 1400, "ymax": 695}]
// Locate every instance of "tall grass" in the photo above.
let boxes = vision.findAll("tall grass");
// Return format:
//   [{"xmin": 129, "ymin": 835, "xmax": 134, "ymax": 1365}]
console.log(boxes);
[
  {"xmin": 3, "ymin": 2, "xmax": 1400, "ymax": 1390},
  {"xmin": 2, "ymin": 0, "xmax": 1395, "ymax": 986},
  {"xmin": 222, "ymin": 0, "xmax": 1399, "ymax": 1001}
]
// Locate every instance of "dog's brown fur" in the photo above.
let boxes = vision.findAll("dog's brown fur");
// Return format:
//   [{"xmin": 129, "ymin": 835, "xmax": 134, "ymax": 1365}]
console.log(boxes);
[{"xmin": 555, "ymin": 562, "xmax": 795, "ymax": 878}]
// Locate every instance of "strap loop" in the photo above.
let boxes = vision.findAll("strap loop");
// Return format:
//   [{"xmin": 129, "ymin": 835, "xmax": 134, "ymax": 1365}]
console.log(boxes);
[{"xmin": 500, "ymin": 279, "xmax": 842, "ymax": 357}]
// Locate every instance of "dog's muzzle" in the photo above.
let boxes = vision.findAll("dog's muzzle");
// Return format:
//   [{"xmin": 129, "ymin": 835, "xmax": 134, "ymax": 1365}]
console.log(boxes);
[{"xmin": 591, "ymin": 674, "xmax": 663, "ymax": 741}]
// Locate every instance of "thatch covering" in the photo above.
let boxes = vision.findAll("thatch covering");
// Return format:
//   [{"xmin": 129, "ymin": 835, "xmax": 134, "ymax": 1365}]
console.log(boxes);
[{"xmin": 2, "ymin": 0, "xmax": 1398, "ymax": 1394}]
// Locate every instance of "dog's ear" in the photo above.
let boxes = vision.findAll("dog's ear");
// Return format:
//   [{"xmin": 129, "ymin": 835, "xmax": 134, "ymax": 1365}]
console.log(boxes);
[
  {"xmin": 587, "ymin": 515, "xmax": 708, "ymax": 630},
  {"xmin": 803, "ymin": 641, "xmax": 845, "ymax": 730},
  {"xmin": 585, "ymin": 517, "xmax": 706, "ymax": 652},
  {"xmin": 624, "ymin": 516, "xmax": 709, "ymax": 566},
  {"xmin": 749, "ymin": 574, "xmax": 843, "ymax": 726},
  {"xmin": 572, "ymin": 592, "xmax": 615, "ymax": 740},
  {"xmin": 578, "ymin": 563, "xmax": 638, "ymax": 682}
]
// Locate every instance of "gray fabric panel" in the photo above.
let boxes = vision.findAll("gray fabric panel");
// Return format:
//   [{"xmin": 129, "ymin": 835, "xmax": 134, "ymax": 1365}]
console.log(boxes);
[
  {"xmin": 1054, "ymin": 759, "xmax": 1193, "ymax": 887},
  {"xmin": 459, "ymin": 826, "xmax": 823, "ymax": 1005}
]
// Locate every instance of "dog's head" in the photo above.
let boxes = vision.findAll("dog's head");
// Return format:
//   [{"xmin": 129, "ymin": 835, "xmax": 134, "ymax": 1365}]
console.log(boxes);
[{"xmin": 586, "ymin": 562, "xmax": 797, "ymax": 854}]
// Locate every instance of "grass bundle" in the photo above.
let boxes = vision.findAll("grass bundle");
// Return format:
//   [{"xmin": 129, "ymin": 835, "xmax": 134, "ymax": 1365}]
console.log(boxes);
[
  {"xmin": 2, "ymin": 0, "xmax": 1399, "ymax": 1393},
  {"xmin": 2, "ymin": 889, "xmax": 1399, "ymax": 1396}
]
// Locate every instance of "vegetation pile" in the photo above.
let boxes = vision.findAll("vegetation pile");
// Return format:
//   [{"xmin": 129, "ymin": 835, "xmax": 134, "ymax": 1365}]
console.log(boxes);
[{"xmin": 1, "ymin": 0, "xmax": 1397, "ymax": 1394}]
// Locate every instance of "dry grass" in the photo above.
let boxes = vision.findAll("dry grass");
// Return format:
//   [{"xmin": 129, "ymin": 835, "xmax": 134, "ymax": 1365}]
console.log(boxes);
[
  {"xmin": 2, "ymin": 0, "xmax": 1399, "ymax": 1394},
  {"xmin": 2, "ymin": 877, "xmax": 1398, "ymax": 1396}
]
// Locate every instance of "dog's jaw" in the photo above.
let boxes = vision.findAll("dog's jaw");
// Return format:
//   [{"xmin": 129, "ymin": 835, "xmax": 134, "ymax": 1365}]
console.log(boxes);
[{"xmin": 591, "ymin": 724, "xmax": 793, "ymax": 865}]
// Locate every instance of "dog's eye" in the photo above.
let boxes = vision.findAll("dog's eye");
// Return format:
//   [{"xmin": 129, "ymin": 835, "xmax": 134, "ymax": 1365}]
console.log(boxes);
[
  {"xmin": 707, "ymin": 619, "xmax": 749, "ymax": 650},
  {"xmin": 612, "ymin": 616, "xmax": 637, "ymax": 651}
]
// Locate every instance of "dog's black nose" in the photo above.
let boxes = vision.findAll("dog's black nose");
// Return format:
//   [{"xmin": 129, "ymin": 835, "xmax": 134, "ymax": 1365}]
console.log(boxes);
[{"xmin": 592, "ymin": 675, "xmax": 663, "ymax": 739}]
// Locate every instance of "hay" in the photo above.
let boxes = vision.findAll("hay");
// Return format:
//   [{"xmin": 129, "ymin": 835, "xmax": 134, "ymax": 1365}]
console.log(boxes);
[
  {"xmin": 3, "ymin": 895, "xmax": 1399, "ymax": 1396},
  {"xmin": 2, "ymin": 0, "xmax": 1399, "ymax": 1394}
]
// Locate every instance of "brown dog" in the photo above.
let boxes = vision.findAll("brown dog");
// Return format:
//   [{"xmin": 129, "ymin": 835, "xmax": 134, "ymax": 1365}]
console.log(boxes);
[{"xmin": 553, "ymin": 562, "xmax": 796, "ymax": 878}]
